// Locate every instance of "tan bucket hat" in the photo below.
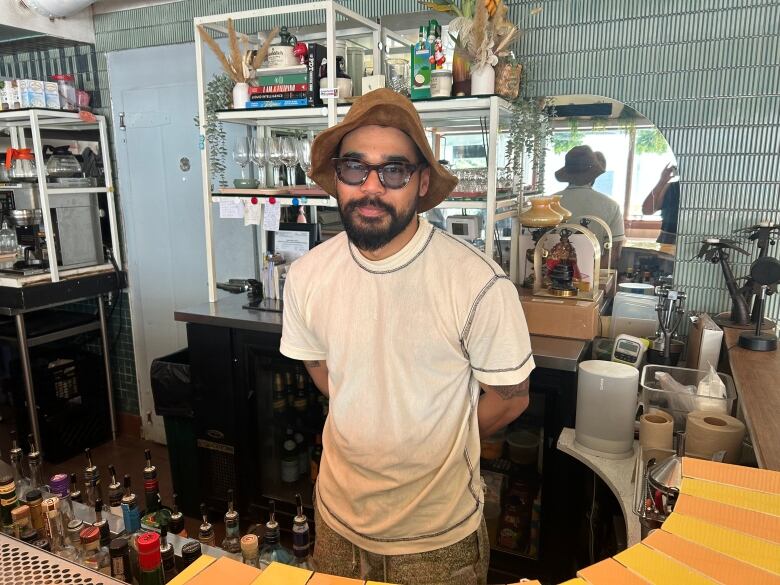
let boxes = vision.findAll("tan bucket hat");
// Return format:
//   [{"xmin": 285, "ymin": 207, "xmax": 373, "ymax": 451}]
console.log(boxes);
[
  {"xmin": 308, "ymin": 88, "xmax": 458, "ymax": 212},
  {"xmin": 554, "ymin": 145, "xmax": 606, "ymax": 185}
]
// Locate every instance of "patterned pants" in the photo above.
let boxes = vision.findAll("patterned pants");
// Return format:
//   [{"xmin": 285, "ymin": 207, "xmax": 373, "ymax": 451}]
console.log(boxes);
[{"xmin": 313, "ymin": 498, "xmax": 490, "ymax": 585}]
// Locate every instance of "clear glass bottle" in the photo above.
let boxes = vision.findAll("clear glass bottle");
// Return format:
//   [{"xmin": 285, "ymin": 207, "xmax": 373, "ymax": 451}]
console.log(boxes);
[
  {"xmin": 42, "ymin": 497, "xmax": 78, "ymax": 561},
  {"xmin": 83, "ymin": 448, "xmax": 101, "ymax": 507},
  {"xmin": 27, "ymin": 435, "xmax": 45, "ymax": 492},
  {"xmin": 197, "ymin": 503, "xmax": 215, "ymax": 547},
  {"xmin": 8, "ymin": 432, "xmax": 28, "ymax": 499},
  {"xmin": 66, "ymin": 518, "xmax": 86, "ymax": 559},
  {"xmin": 0, "ymin": 221, "xmax": 18, "ymax": 255},
  {"xmin": 291, "ymin": 494, "xmax": 316, "ymax": 571},
  {"xmin": 259, "ymin": 501, "xmax": 293, "ymax": 567},
  {"xmin": 240, "ymin": 533, "xmax": 261, "ymax": 568},
  {"xmin": 49, "ymin": 473, "xmax": 72, "ymax": 526},
  {"xmin": 80, "ymin": 525, "xmax": 110, "ymax": 574},
  {"xmin": 221, "ymin": 489, "xmax": 241, "ymax": 554},
  {"xmin": 120, "ymin": 474, "xmax": 142, "ymax": 577},
  {"xmin": 93, "ymin": 498, "xmax": 111, "ymax": 548}
]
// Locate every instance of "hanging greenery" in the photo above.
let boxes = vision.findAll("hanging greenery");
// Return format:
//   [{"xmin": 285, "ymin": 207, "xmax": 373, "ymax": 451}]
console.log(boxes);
[
  {"xmin": 505, "ymin": 95, "xmax": 554, "ymax": 193},
  {"xmin": 552, "ymin": 119, "xmax": 584, "ymax": 154},
  {"xmin": 195, "ymin": 74, "xmax": 233, "ymax": 189},
  {"xmin": 635, "ymin": 128, "xmax": 669, "ymax": 155}
]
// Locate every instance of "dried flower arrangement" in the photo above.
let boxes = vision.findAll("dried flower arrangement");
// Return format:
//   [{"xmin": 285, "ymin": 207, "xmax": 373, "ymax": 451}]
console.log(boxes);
[
  {"xmin": 197, "ymin": 19, "xmax": 279, "ymax": 83},
  {"xmin": 420, "ymin": 0, "xmax": 519, "ymax": 68}
]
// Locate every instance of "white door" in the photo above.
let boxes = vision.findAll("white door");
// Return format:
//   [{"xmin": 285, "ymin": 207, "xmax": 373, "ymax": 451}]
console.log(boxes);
[{"xmin": 109, "ymin": 43, "xmax": 259, "ymax": 442}]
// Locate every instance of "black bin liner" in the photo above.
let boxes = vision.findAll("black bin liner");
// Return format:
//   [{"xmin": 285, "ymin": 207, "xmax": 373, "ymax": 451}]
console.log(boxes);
[{"xmin": 150, "ymin": 349, "xmax": 193, "ymax": 418}]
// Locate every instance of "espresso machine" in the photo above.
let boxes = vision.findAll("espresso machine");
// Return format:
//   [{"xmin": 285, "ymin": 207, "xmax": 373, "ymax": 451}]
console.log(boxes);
[{"xmin": 0, "ymin": 179, "xmax": 105, "ymax": 275}]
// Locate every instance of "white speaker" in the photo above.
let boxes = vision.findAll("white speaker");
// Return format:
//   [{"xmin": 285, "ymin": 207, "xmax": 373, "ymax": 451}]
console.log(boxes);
[{"xmin": 574, "ymin": 360, "xmax": 639, "ymax": 459}]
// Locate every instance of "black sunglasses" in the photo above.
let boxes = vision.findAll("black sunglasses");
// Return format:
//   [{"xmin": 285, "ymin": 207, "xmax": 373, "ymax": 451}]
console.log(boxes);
[{"xmin": 332, "ymin": 157, "xmax": 421, "ymax": 189}]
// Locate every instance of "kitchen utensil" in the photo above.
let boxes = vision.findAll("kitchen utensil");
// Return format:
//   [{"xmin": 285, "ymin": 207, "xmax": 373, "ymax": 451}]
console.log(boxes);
[
  {"xmin": 44, "ymin": 145, "xmax": 82, "ymax": 178},
  {"xmin": 695, "ymin": 238, "xmax": 751, "ymax": 327},
  {"xmin": 649, "ymin": 283, "xmax": 686, "ymax": 365},
  {"xmin": 737, "ymin": 255, "xmax": 780, "ymax": 351},
  {"xmin": 611, "ymin": 333, "xmax": 649, "ymax": 368},
  {"xmin": 0, "ymin": 221, "xmax": 18, "ymax": 255},
  {"xmin": 6, "ymin": 148, "xmax": 37, "ymax": 182}
]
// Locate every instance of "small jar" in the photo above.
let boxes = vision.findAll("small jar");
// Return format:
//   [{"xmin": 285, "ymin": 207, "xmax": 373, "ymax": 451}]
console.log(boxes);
[
  {"xmin": 51, "ymin": 74, "xmax": 77, "ymax": 111},
  {"xmin": 430, "ymin": 69, "xmax": 453, "ymax": 98}
]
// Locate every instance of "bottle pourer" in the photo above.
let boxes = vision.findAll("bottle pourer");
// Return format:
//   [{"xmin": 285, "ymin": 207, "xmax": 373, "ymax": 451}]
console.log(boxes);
[
  {"xmin": 199, "ymin": 503, "xmax": 213, "ymax": 539},
  {"xmin": 9, "ymin": 431, "xmax": 22, "ymax": 463},
  {"xmin": 27, "ymin": 434, "xmax": 40, "ymax": 464},
  {"xmin": 225, "ymin": 489, "xmax": 238, "ymax": 524},
  {"xmin": 143, "ymin": 449, "xmax": 157, "ymax": 480},
  {"xmin": 294, "ymin": 493, "xmax": 306, "ymax": 524}
]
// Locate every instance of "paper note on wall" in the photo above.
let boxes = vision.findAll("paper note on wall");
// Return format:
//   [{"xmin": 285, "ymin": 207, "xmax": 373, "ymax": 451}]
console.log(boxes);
[
  {"xmin": 263, "ymin": 202, "xmax": 281, "ymax": 231},
  {"xmin": 219, "ymin": 197, "xmax": 244, "ymax": 219},
  {"xmin": 244, "ymin": 200, "xmax": 261, "ymax": 226}
]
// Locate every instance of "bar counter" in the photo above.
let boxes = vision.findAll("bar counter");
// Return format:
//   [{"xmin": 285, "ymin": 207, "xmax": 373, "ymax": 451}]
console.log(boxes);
[
  {"xmin": 724, "ymin": 327, "xmax": 780, "ymax": 471},
  {"xmin": 174, "ymin": 294, "xmax": 590, "ymax": 372}
]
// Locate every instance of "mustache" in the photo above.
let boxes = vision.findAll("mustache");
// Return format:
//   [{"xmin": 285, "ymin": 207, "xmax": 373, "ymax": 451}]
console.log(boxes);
[{"xmin": 343, "ymin": 197, "xmax": 396, "ymax": 216}]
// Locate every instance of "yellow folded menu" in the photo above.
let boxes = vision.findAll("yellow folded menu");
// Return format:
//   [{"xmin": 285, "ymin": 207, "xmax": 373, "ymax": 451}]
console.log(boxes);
[
  {"xmin": 250, "ymin": 562, "xmax": 313, "ymax": 584},
  {"xmin": 614, "ymin": 543, "xmax": 714, "ymax": 585},
  {"xmin": 166, "ymin": 555, "xmax": 216, "ymax": 585}
]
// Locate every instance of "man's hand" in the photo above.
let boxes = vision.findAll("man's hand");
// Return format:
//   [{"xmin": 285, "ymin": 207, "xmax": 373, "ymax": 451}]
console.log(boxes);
[
  {"xmin": 304, "ymin": 360, "xmax": 330, "ymax": 397},
  {"xmin": 477, "ymin": 378, "xmax": 530, "ymax": 438}
]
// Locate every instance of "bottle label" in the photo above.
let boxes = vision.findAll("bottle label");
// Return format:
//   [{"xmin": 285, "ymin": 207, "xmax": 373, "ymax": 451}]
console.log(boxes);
[
  {"xmin": 121, "ymin": 502, "xmax": 141, "ymax": 533},
  {"xmin": 110, "ymin": 556, "xmax": 127, "ymax": 580},
  {"xmin": 292, "ymin": 524, "xmax": 310, "ymax": 557}
]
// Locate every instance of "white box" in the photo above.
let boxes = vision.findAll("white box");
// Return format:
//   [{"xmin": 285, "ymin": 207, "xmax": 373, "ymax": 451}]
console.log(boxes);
[
  {"xmin": 19, "ymin": 79, "xmax": 46, "ymax": 108},
  {"xmin": 44, "ymin": 81, "xmax": 60, "ymax": 109},
  {"xmin": 1, "ymin": 80, "xmax": 21, "ymax": 110}
]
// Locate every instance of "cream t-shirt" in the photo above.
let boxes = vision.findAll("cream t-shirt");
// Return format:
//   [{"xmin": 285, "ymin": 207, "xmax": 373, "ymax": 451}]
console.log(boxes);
[{"xmin": 280, "ymin": 218, "xmax": 535, "ymax": 555}]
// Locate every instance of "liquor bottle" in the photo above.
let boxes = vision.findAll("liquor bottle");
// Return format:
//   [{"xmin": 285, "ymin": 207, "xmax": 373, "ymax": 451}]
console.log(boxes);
[
  {"xmin": 241, "ymin": 533, "xmax": 261, "ymax": 568},
  {"xmin": 291, "ymin": 494, "xmax": 316, "ymax": 570},
  {"xmin": 180, "ymin": 541, "xmax": 202, "ymax": 568},
  {"xmin": 0, "ymin": 475, "xmax": 18, "ymax": 534},
  {"xmin": 0, "ymin": 446, "xmax": 12, "ymax": 481},
  {"xmin": 168, "ymin": 494, "xmax": 187, "ymax": 538},
  {"xmin": 66, "ymin": 518, "xmax": 86, "ymax": 559},
  {"xmin": 136, "ymin": 531, "xmax": 165, "ymax": 585},
  {"xmin": 93, "ymin": 498, "xmax": 112, "ymax": 548},
  {"xmin": 284, "ymin": 371, "xmax": 296, "ymax": 410},
  {"xmin": 281, "ymin": 428, "xmax": 299, "ymax": 483},
  {"xmin": 221, "ymin": 489, "xmax": 241, "ymax": 554},
  {"xmin": 8, "ymin": 432, "xmax": 29, "ymax": 500},
  {"xmin": 49, "ymin": 473, "xmax": 73, "ymax": 526},
  {"xmin": 109, "ymin": 536, "xmax": 133, "ymax": 583},
  {"xmin": 294, "ymin": 432, "xmax": 308, "ymax": 477},
  {"xmin": 293, "ymin": 371, "xmax": 308, "ymax": 415},
  {"xmin": 27, "ymin": 435, "xmax": 45, "ymax": 492},
  {"xmin": 120, "ymin": 473, "xmax": 142, "ymax": 574},
  {"xmin": 70, "ymin": 473, "xmax": 83, "ymax": 504},
  {"xmin": 25, "ymin": 490, "xmax": 45, "ymax": 539},
  {"xmin": 159, "ymin": 523, "xmax": 177, "ymax": 582},
  {"xmin": 42, "ymin": 497, "xmax": 78, "ymax": 560},
  {"xmin": 258, "ymin": 500, "xmax": 293, "ymax": 567},
  {"xmin": 107, "ymin": 465, "xmax": 123, "ymax": 517},
  {"xmin": 197, "ymin": 503, "xmax": 215, "ymax": 546},
  {"xmin": 83, "ymin": 448, "xmax": 101, "ymax": 507},
  {"xmin": 11, "ymin": 504, "xmax": 37, "ymax": 542},
  {"xmin": 143, "ymin": 449, "xmax": 160, "ymax": 514},
  {"xmin": 310, "ymin": 434, "xmax": 323, "ymax": 484},
  {"xmin": 272, "ymin": 373, "xmax": 287, "ymax": 417},
  {"xmin": 80, "ymin": 525, "xmax": 110, "ymax": 574}
]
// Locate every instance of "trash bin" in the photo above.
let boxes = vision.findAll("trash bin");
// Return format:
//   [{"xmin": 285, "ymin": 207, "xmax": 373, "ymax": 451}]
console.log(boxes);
[{"xmin": 150, "ymin": 349, "xmax": 200, "ymax": 519}]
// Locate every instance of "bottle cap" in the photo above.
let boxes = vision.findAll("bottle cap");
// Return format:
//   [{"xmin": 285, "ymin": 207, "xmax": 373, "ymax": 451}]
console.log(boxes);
[
  {"xmin": 181, "ymin": 541, "xmax": 202, "ymax": 563},
  {"xmin": 11, "ymin": 505, "xmax": 30, "ymax": 522},
  {"xmin": 25, "ymin": 490, "xmax": 42, "ymax": 504},
  {"xmin": 42, "ymin": 498, "xmax": 59, "ymax": 517},
  {"xmin": 0, "ymin": 474, "xmax": 13, "ymax": 487},
  {"xmin": 136, "ymin": 532, "xmax": 161, "ymax": 570},
  {"xmin": 79, "ymin": 526, "xmax": 100, "ymax": 544},
  {"xmin": 49, "ymin": 474, "xmax": 70, "ymax": 497},
  {"xmin": 240, "ymin": 534, "xmax": 258, "ymax": 555},
  {"xmin": 109, "ymin": 536, "xmax": 129, "ymax": 556},
  {"xmin": 32, "ymin": 539, "xmax": 50, "ymax": 551}
]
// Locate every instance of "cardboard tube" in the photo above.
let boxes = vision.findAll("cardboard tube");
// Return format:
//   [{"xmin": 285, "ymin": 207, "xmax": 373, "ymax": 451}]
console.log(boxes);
[
  {"xmin": 686, "ymin": 410, "xmax": 746, "ymax": 464},
  {"xmin": 640, "ymin": 411, "xmax": 674, "ymax": 451}
]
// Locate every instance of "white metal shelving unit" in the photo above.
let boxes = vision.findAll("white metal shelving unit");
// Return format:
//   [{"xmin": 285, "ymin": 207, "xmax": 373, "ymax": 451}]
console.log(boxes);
[
  {"xmin": 195, "ymin": 2, "xmax": 520, "ymax": 300},
  {"xmin": 0, "ymin": 108, "xmax": 121, "ymax": 283}
]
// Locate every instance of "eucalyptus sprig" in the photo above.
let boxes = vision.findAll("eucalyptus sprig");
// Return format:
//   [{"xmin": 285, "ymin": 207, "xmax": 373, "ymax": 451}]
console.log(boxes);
[{"xmin": 195, "ymin": 74, "xmax": 233, "ymax": 189}]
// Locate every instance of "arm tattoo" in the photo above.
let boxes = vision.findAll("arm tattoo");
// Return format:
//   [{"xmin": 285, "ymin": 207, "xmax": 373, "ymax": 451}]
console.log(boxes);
[
  {"xmin": 304, "ymin": 361, "xmax": 321, "ymax": 368},
  {"xmin": 490, "ymin": 379, "xmax": 530, "ymax": 400}
]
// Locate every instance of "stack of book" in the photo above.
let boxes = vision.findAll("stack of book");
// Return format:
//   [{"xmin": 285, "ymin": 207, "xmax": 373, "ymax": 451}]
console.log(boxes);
[{"xmin": 245, "ymin": 43, "xmax": 326, "ymax": 109}]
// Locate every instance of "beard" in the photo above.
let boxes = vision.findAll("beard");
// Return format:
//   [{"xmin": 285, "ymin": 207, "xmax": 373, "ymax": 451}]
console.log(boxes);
[{"xmin": 338, "ymin": 192, "xmax": 418, "ymax": 252}]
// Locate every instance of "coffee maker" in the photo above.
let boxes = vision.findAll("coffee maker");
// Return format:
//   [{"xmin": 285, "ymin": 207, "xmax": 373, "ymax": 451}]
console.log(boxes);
[{"xmin": 0, "ymin": 179, "xmax": 105, "ymax": 275}]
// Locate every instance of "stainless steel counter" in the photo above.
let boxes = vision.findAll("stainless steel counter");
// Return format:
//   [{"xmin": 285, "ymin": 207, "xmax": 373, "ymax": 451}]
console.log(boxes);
[{"xmin": 175, "ymin": 295, "xmax": 589, "ymax": 372}]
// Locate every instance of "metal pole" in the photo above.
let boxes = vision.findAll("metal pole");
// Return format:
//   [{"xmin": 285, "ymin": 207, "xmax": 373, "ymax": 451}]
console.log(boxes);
[
  {"xmin": 485, "ymin": 98, "xmax": 499, "ymax": 262},
  {"xmin": 29, "ymin": 111, "xmax": 60, "ymax": 283},
  {"xmin": 15, "ymin": 314, "xmax": 41, "ymax": 455},
  {"xmin": 97, "ymin": 296, "xmax": 118, "ymax": 440}
]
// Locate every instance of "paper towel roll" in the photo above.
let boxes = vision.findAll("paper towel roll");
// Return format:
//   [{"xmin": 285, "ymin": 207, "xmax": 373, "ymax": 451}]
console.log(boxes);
[
  {"xmin": 685, "ymin": 410, "xmax": 746, "ymax": 464},
  {"xmin": 640, "ymin": 411, "xmax": 674, "ymax": 451}
]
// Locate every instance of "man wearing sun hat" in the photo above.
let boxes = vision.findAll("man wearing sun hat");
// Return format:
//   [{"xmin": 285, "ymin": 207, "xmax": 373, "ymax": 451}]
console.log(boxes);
[
  {"xmin": 552, "ymin": 145, "xmax": 625, "ymax": 266},
  {"xmin": 279, "ymin": 88, "xmax": 534, "ymax": 583}
]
